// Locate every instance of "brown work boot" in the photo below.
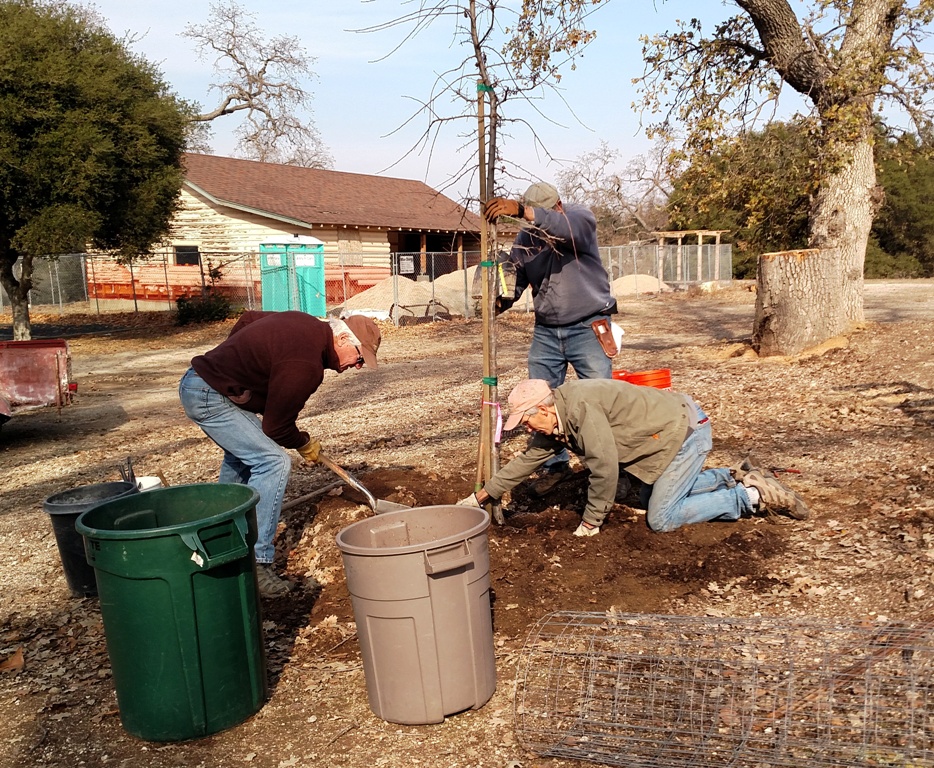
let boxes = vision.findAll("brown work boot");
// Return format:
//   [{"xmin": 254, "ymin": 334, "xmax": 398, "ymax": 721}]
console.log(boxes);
[
  {"xmin": 729, "ymin": 455, "xmax": 768, "ymax": 482},
  {"xmin": 742, "ymin": 470, "xmax": 810, "ymax": 521},
  {"xmin": 255, "ymin": 564, "xmax": 294, "ymax": 598},
  {"xmin": 528, "ymin": 462, "xmax": 574, "ymax": 497}
]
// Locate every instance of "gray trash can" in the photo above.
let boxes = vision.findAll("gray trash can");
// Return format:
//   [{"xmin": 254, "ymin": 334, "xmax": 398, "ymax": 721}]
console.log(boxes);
[{"xmin": 336, "ymin": 505, "xmax": 496, "ymax": 724}]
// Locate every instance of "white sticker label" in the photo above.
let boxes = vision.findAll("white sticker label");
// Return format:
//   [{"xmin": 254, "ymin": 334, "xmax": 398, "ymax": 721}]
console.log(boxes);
[{"xmin": 190, "ymin": 551, "xmax": 205, "ymax": 568}]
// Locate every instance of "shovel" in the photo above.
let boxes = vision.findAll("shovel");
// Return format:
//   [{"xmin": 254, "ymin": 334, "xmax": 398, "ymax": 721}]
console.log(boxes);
[{"xmin": 317, "ymin": 453, "xmax": 409, "ymax": 514}]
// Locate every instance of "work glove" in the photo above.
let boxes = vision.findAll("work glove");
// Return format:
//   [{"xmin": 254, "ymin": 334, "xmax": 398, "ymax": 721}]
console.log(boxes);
[
  {"xmin": 456, "ymin": 493, "xmax": 483, "ymax": 507},
  {"xmin": 483, "ymin": 197, "xmax": 524, "ymax": 222},
  {"xmin": 297, "ymin": 439, "xmax": 322, "ymax": 464},
  {"xmin": 573, "ymin": 521, "xmax": 600, "ymax": 537},
  {"xmin": 494, "ymin": 296, "xmax": 516, "ymax": 315}
]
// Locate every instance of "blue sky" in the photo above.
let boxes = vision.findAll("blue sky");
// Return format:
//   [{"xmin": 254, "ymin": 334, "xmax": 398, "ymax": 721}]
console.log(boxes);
[{"xmin": 85, "ymin": 0, "xmax": 737, "ymax": 201}]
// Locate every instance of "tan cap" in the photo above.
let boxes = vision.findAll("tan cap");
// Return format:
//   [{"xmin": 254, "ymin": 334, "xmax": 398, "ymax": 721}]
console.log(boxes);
[
  {"xmin": 522, "ymin": 182, "xmax": 560, "ymax": 210},
  {"xmin": 503, "ymin": 379, "xmax": 553, "ymax": 431},
  {"xmin": 343, "ymin": 315, "xmax": 381, "ymax": 368}
]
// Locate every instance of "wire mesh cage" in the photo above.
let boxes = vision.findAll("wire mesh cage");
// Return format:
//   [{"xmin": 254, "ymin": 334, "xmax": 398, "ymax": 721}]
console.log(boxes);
[{"xmin": 515, "ymin": 611, "xmax": 934, "ymax": 768}]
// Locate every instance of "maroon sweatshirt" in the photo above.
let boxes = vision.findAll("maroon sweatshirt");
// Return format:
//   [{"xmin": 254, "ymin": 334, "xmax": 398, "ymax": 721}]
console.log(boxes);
[{"xmin": 191, "ymin": 311, "xmax": 340, "ymax": 448}]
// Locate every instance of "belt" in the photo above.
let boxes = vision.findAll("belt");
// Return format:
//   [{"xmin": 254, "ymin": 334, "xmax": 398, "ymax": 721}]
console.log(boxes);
[{"xmin": 682, "ymin": 395, "xmax": 709, "ymax": 439}]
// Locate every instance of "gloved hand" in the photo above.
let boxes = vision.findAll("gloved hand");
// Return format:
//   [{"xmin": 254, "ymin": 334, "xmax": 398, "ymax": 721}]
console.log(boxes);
[
  {"xmin": 456, "ymin": 493, "xmax": 482, "ymax": 507},
  {"xmin": 297, "ymin": 439, "xmax": 322, "ymax": 463},
  {"xmin": 573, "ymin": 521, "xmax": 600, "ymax": 537},
  {"xmin": 494, "ymin": 296, "xmax": 516, "ymax": 315},
  {"xmin": 483, "ymin": 197, "xmax": 524, "ymax": 222}
]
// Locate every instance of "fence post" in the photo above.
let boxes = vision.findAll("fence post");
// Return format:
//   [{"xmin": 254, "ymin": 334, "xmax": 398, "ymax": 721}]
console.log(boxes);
[
  {"xmin": 128, "ymin": 260, "xmax": 139, "ymax": 313},
  {"xmin": 632, "ymin": 248, "xmax": 639, "ymax": 296},
  {"xmin": 161, "ymin": 254, "xmax": 172, "ymax": 310},
  {"xmin": 391, "ymin": 253, "xmax": 400, "ymax": 327},
  {"xmin": 430, "ymin": 252, "xmax": 437, "ymax": 321},
  {"xmin": 88, "ymin": 254, "xmax": 100, "ymax": 315}
]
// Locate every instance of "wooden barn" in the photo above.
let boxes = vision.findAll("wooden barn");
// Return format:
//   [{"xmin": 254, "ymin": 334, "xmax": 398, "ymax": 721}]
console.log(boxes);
[{"xmin": 87, "ymin": 153, "xmax": 483, "ymax": 307}]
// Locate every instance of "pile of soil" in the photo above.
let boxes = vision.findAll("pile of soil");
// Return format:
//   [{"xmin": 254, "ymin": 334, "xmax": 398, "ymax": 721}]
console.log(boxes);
[
  {"xmin": 340, "ymin": 268, "xmax": 674, "ymax": 320},
  {"xmin": 1, "ymin": 282, "xmax": 932, "ymax": 768}
]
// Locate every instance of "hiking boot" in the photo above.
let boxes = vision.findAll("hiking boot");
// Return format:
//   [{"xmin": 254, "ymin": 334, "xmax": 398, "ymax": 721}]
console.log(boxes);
[
  {"xmin": 256, "ymin": 564, "xmax": 293, "ymax": 598},
  {"xmin": 729, "ymin": 455, "xmax": 769, "ymax": 482},
  {"xmin": 529, "ymin": 462, "xmax": 574, "ymax": 497},
  {"xmin": 742, "ymin": 470, "xmax": 810, "ymax": 520},
  {"xmin": 573, "ymin": 521, "xmax": 600, "ymax": 537}
]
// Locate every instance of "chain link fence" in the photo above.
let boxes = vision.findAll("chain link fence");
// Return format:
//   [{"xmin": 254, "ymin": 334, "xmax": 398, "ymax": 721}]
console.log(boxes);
[
  {"xmin": 600, "ymin": 243, "xmax": 733, "ymax": 287},
  {"xmin": 1, "ymin": 242, "xmax": 732, "ymax": 325}
]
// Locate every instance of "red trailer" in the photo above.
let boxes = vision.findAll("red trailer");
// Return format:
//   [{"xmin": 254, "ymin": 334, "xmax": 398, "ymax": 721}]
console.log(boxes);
[{"xmin": 0, "ymin": 339, "xmax": 76, "ymax": 429}]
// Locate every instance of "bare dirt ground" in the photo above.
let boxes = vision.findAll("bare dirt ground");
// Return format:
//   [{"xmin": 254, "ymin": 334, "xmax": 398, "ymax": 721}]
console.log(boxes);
[{"xmin": 1, "ymin": 280, "xmax": 933, "ymax": 768}]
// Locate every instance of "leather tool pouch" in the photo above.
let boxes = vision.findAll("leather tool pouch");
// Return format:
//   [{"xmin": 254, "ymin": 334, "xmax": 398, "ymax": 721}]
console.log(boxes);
[{"xmin": 591, "ymin": 318, "xmax": 618, "ymax": 358}]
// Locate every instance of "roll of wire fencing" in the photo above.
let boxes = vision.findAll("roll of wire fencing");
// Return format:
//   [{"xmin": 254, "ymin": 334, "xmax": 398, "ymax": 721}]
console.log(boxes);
[{"xmin": 514, "ymin": 611, "xmax": 933, "ymax": 768}]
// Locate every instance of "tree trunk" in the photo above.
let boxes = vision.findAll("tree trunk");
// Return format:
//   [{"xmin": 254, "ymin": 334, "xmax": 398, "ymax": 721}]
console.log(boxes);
[
  {"xmin": 753, "ymin": 137, "xmax": 874, "ymax": 356},
  {"xmin": 0, "ymin": 252, "xmax": 34, "ymax": 341},
  {"xmin": 10, "ymin": 299, "xmax": 30, "ymax": 340},
  {"xmin": 808, "ymin": 138, "xmax": 874, "ymax": 323},
  {"xmin": 753, "ymin": 248, "xmax": 848, "ymax": 356}
]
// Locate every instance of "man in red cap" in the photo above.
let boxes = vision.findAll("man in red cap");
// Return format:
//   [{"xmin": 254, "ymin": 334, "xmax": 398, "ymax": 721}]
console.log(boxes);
[
  {"xmin": 459, "ymin": 378, "xmax": 809, "ymax": 537},
  {"xmin": 179, "ymin": 311, "xmax": 380, "ymax": 596}
]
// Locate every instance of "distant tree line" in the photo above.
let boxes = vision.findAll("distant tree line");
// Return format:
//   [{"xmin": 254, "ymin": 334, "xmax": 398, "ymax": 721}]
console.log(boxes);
[
  {"xmin": 558, "ymin": 121, "xmax": 934, "ymax": 281},
  {"xmin": 666, "ymin": 120, "xmax": 934, "ymax": 280}
]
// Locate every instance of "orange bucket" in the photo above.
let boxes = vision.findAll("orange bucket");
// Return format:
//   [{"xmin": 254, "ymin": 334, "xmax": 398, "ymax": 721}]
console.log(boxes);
[{"xmin": 611, "ymin": 368, "xmax": 672, "ymax": 390}]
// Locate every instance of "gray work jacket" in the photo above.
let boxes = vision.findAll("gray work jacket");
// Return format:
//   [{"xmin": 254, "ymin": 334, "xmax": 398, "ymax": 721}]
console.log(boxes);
[{"xmin": 484, "ymin": 379, "xmax": 697, "ymax": 525}]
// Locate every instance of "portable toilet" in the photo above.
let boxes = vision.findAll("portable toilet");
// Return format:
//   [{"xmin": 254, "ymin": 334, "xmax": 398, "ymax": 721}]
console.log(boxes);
[{"xmin": 259, "ymin": 236, "xmax": 326, "ymax": 316}]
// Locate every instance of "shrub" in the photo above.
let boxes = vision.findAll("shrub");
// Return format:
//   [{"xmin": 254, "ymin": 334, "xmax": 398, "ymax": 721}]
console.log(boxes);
[{"xmin": 175, "ymin": 293, "xmax": 232, "ymax": 325}]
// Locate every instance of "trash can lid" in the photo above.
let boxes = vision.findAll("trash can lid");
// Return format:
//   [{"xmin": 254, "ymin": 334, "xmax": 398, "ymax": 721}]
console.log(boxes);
[
  {"xmin": 75, "ymin": 483, "xmax": 259, "ymax": 540},
  {"xmin": 44, "ymin": 481, "xmax": 139, "ymax": 515},
  {"xmin": 336, "ymin": 505, "xmax": 489, "ymax": 557}
]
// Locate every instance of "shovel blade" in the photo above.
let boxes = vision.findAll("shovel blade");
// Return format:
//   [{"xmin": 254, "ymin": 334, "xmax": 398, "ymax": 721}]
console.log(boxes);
[{"xmin": 374, "ymin": 499, "xmax": 409, "ymax": 514}]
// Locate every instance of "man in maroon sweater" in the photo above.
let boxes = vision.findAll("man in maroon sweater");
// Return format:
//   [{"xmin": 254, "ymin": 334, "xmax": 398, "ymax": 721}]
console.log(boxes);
[{"xmin": 179, "ymin": 311, "xmax": 380, "ymax": 597}]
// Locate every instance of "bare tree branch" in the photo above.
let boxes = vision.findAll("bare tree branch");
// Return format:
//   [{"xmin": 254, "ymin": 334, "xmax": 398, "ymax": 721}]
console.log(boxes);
[
  {"xmin": 556, "ymin": 140, "xmax": 671, "ymax": 242},
  {"xmin": 352, "ymin": 1, "xmax": 606, "ymax": 205},
  {"xmin": 182, "ymin": 1, "xmax": 332, "ymax": 168}
]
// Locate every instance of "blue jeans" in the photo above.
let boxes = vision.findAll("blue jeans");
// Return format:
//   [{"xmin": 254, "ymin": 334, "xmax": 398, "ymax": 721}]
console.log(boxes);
[
  {"xmin": 178, "ymin": 368, "xmax": 291, "ymax": 564},
  {"xmin": 639, "ymin": 410, "xmax": 754, "ymax": 532},
  {"xmin": 528, "ymin": 313, "xmax": 613, "ymax": 466}
]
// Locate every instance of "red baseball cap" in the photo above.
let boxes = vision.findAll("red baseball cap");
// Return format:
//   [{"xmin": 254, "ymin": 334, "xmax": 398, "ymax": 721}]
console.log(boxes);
[{"xmin": 503, "ymin": 379, "xmax": 553, "ymax": 431}]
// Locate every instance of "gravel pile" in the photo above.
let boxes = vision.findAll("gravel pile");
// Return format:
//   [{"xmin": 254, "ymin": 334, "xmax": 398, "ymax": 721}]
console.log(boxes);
[
  {"xmin": 612, "ymin": 274, "xmax": 672, "ymax": 295},
  {"xmin": 339, "ymin": 268, "xmax": 670, "ymax": 319}
]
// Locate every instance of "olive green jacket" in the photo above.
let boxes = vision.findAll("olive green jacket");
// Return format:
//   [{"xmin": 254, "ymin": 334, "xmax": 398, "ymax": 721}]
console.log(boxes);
[{"xmin": 483, "ymin": 379, "xmax": 695, "ymax": 526}]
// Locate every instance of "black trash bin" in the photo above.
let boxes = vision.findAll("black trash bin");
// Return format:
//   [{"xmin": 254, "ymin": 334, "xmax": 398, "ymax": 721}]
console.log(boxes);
[{"xmin": 43, "ymin": 481, "xmax": 139, "ymax": 597}]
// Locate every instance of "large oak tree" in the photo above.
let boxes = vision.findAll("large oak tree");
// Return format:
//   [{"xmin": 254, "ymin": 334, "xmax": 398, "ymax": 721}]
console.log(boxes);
[
  {"xmin": 0, "ymin": 0, "xmax": 189, "ymax": 339},
  {"xmin": 635, "ymin": 0, "xmax": 934, "ymax": 354}
]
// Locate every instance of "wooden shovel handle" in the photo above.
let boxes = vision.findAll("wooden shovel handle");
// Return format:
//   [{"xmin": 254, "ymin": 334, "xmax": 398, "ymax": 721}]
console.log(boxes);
[{"xmin": 317, "ymin": 453, "xmax": 378, "ymax": 511}]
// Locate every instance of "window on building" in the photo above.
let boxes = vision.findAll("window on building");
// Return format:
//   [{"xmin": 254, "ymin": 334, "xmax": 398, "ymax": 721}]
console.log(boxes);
[{"xmin": 174, "ymin": 245, "xmax": 201, "ymax": 266}]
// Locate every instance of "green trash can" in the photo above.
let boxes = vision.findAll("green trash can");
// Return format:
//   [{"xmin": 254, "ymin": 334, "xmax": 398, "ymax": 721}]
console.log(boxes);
[{"xmin": 75, "ymin": 483, "xmax": 268, "ymax": 742}]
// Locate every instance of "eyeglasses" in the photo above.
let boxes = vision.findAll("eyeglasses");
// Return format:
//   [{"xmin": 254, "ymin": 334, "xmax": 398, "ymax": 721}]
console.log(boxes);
[
  {"xmin": 519, "ymin": 408, "xmax": 538, "ymax": 427},
  {"xmin": 353, "ymin": 346, "xmax": 365, "ymax": 368}
]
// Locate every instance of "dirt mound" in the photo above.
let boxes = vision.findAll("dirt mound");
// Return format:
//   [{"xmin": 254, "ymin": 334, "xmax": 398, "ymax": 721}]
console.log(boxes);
[
  {"xmin": 341, "ymin": 266, "xmax": 537, "ymax": 318},
  {"xmin": 342, "ymin": 274, "xmax": 473, "ymax": 317},
  {"xmin": 613, "ymin": 273, "xmax": 672, "ymax": 295}
]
